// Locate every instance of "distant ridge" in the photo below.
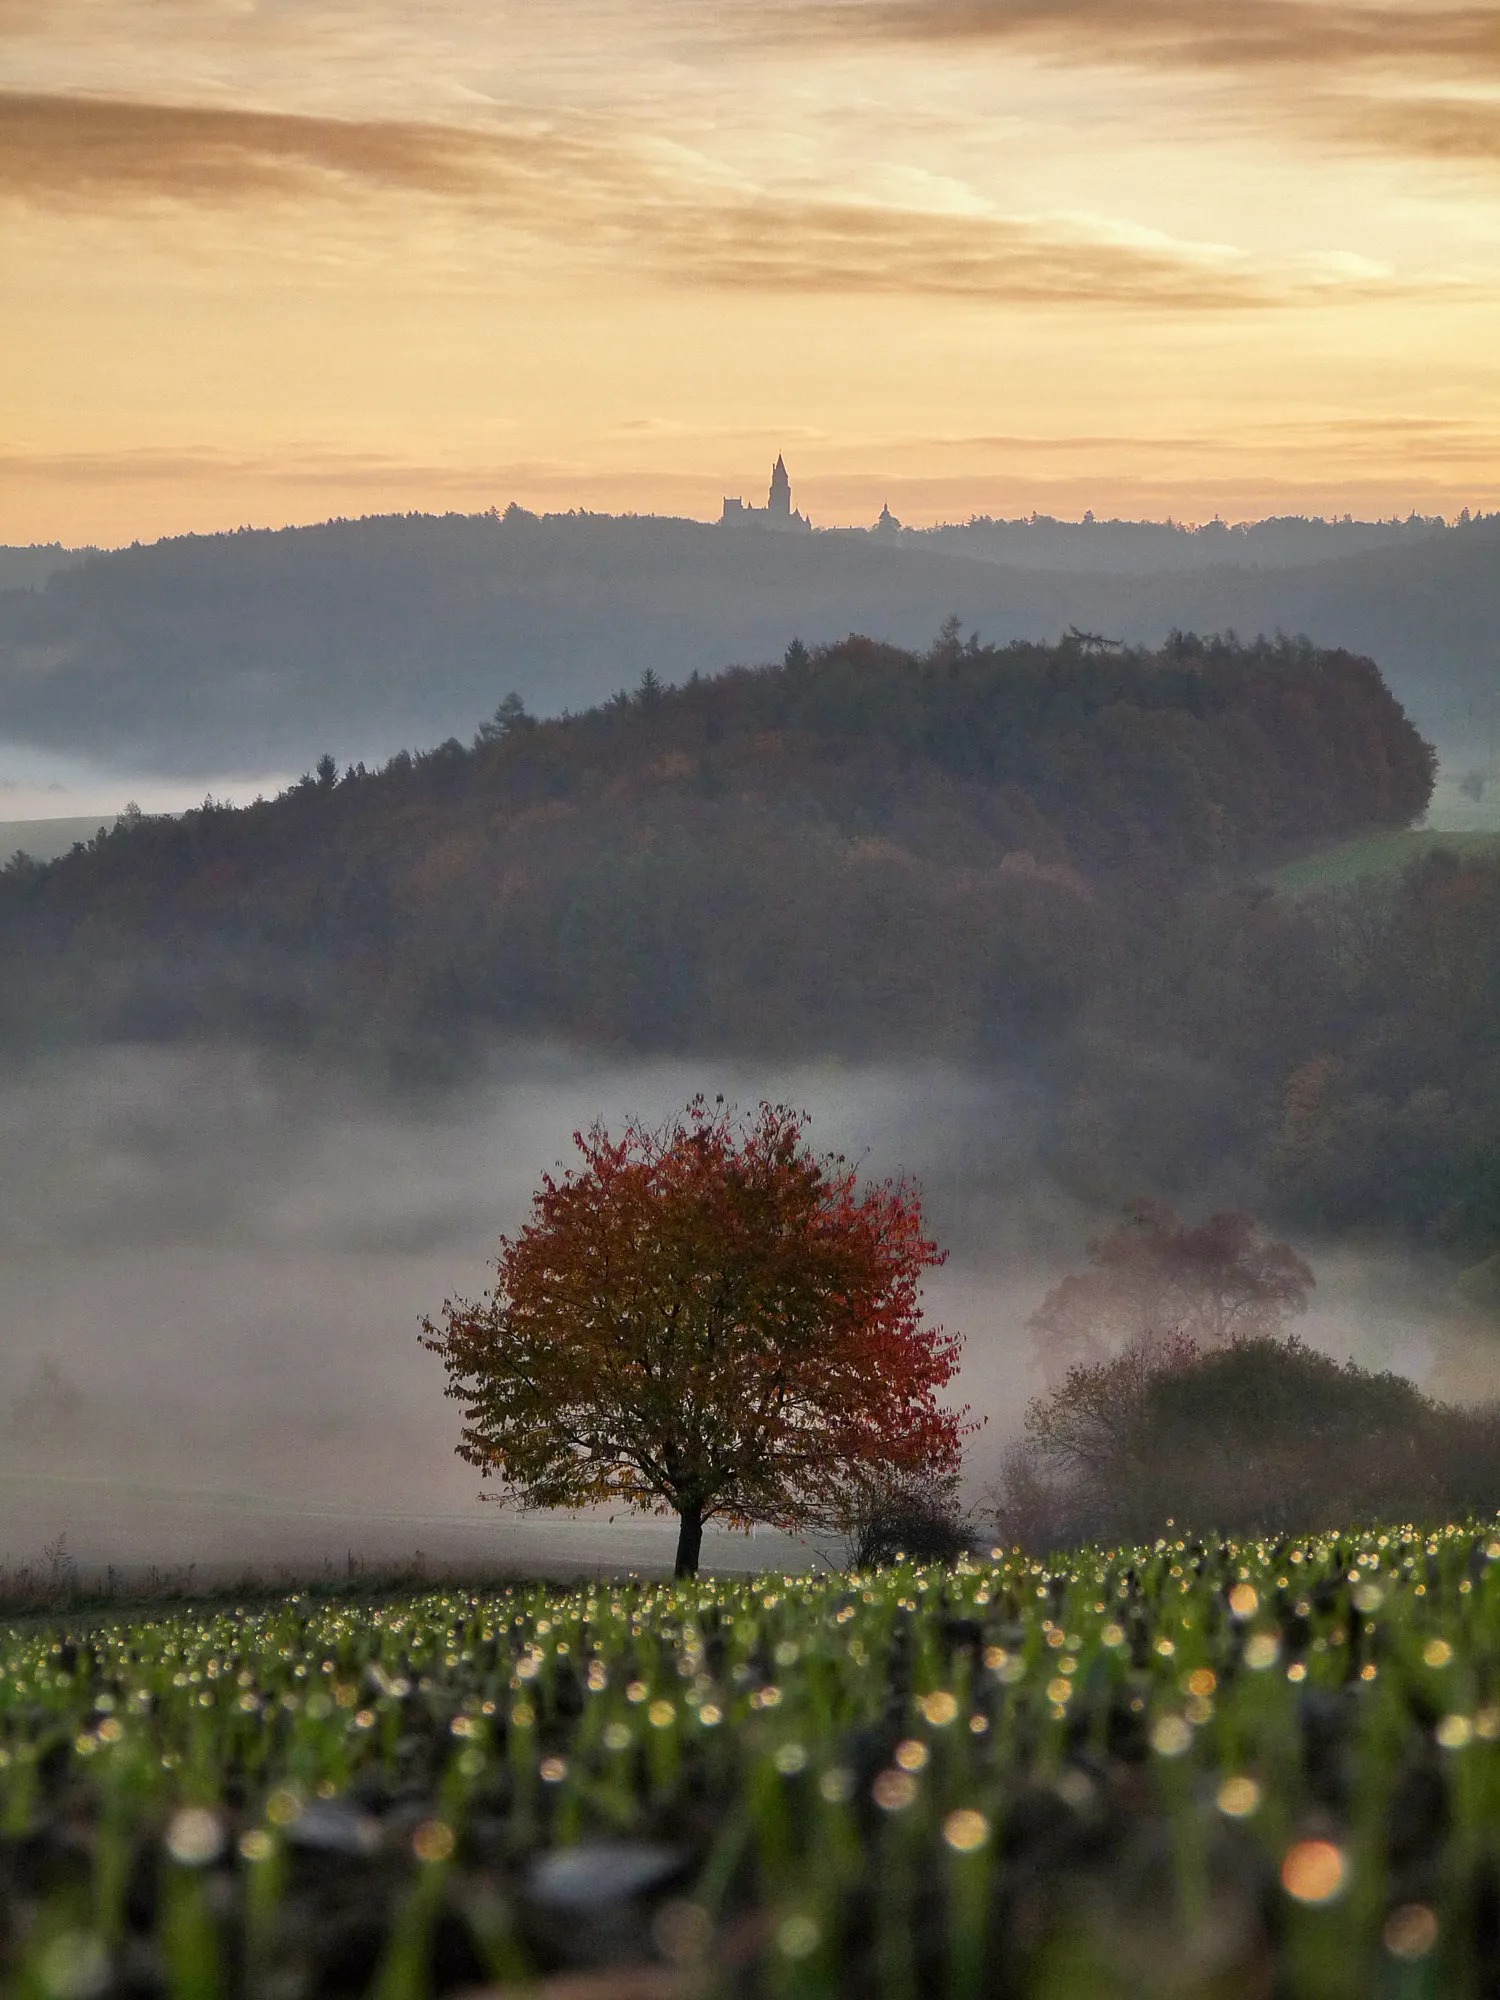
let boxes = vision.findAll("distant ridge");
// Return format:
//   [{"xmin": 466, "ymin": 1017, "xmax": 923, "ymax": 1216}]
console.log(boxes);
[
  {"xmin": 0, "ymin": 507, "xmax": 1494, "ymax": 774},
  {"xmin": 0, "ymin": 815, "xmax": 112, "ymax": 864}
]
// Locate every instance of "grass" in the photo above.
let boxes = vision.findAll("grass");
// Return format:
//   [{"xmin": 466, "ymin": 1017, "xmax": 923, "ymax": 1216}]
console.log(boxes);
[
  {"xmin": 1271, "ymin": 827, "xmax": 1500, "ymax": 895},
  {"xmin": 3, "ymin": 1524, "xmax": 1499, "ymax": 1996},
  {"xmin": 0, "ymin": 1537, "xmax": 555, "ymax": 1627}
]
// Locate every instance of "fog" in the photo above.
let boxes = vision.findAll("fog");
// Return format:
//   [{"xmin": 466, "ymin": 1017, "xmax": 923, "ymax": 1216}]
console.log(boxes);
[
  {"xmin": 3, "ymin": 513, "xmax": 1498, "ymax": 777},
  {"xmin": 0, "ymin": 736, "xmax": 295, "ymax": 823},
  {"xmin": 1, "ymin": 1045, "xmax": 1491, "ymax": 1581}
]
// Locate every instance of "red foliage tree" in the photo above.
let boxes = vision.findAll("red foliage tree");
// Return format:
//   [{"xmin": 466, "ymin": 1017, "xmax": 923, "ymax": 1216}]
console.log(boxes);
[
  {"xmin": 421, "ymin": 1096, "xmax": 970, "ymax": 1574},
  {"xmin": 1028, "ymin": 1202, "xmax": 1314, "ymax": 1388}
]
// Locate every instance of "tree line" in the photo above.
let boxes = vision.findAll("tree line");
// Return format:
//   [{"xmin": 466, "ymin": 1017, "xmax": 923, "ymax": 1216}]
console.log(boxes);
[
  {"xmin": 998, "ymin": 1203, "xmax": 1500, "ymax": 1549},
  {"xmin": 4, "ymin": 625, "xmax": 1489, "ymax": 1270}
]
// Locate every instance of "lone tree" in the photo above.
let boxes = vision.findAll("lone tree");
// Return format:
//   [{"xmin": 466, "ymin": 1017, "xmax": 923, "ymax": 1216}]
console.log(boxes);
[{"xmin": 421, "ymin": 1096, "xmax": 969, "ymax": 1575}]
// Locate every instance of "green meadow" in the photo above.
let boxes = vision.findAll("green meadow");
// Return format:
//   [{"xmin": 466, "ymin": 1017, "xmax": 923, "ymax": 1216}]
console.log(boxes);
[
  {"xmin": 4, "ymin": 1527, "xmax": 1498, "ymax": 1997},
  {"xmin": 1272, "ymin": 828, "xmax": 1500, "ymax": 894}
]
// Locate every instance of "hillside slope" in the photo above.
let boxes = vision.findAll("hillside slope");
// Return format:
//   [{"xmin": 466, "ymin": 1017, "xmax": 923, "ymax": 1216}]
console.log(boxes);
[
  {"xmin": 0, "ymin": 510, "xmax": 1493, "ymax": 776},
  {"xmin": 7, "ymin": 631, "xmax": 1496, "ymax": 1263},
  {"xmin": 0, "ymin": 630, "xmax": 1431, "ymax": 1061}
]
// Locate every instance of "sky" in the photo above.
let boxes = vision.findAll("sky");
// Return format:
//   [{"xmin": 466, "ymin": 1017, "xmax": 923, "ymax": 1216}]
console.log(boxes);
[{"xmin": 5, "ymin": 0, "xmax": 1500, "ymax": 544}]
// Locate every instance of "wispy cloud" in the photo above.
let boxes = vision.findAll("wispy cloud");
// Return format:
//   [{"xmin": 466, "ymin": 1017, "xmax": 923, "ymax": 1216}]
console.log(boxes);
[
  {"xmin": 0, "ymin": 90, "xmax": 1419, "ymax": 308},
  {"xmin": 829, "ymin": 0, "xmax": 1500, "ymax": 167},
  {"xmin": 0, "ymin": 91, "xmax": 584, "ymax": 205},
  {"xmin": 1343, "ymin": 89, "xmax": 1500, "ymax": 165},
  {"xmin": 841, "ymin": 0, "xmax": 1500, "ymax": 77},
  {"xmin": 655, "ymin": 194, "xmax": 1273, "ymax": 306}
]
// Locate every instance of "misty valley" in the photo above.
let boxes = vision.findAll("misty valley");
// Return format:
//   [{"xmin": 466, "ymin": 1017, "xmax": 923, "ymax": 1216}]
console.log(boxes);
[
  {"xmin": 15, "ymin": 0, "xmax": 1500, "ymax": 1974},
  {"xmin": 0, "ymin": 617, "xmax": 1497, "ymax": 1572},
  {"xmin": 2, "ymin": 569, "xmax": 1500, "ymax": 2000}
]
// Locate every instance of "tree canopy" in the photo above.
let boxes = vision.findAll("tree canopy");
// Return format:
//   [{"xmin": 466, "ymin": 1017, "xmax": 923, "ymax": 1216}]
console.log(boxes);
[
  {"xmin": 1028, "ymin": 1203, "xmax": 1314, "ymax": 1385},
  {"xmin": 421, "ymin": 1097, "xmax": 969, "ymax": 1574},
  {"xmin": 1000, "ymin": 1332, "xmax": 1500, "ymax": 1547}
]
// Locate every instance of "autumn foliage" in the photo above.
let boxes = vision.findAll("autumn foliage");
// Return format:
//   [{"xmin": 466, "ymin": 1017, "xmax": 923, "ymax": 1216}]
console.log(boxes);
[{"xmin": 421, "ymin": 1097, "xmax": 969, "ymax": 1573}]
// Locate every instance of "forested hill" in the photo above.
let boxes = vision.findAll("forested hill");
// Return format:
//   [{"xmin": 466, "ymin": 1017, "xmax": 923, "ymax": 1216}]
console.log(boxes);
[
  {"xmin": 0, "ymin": 631, "xmax": 1431, "ymax": 1060},
  {"xmin": 0, "ymin": 507, "xmax": 1496, "ymax": 775}
]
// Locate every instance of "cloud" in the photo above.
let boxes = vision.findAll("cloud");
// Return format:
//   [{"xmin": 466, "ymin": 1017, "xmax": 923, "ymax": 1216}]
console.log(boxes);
[
  {"xmin": 843, "ymin": 0, "xmax": 1500, "ymax": 77},
  {"xmin": 0, "ymin": 89, "xmax": 1413, "ymax": 309},
  {"xmin": 0, "ymin": 90, "xmax": 589, "ymax": 206},
  {"xmin": 830, "ymin": 0, "xmax": 1500, "ymax": 167},
  {"xmin": 0, "ymin": 445, "xmax": 476, "ymax": 487},
  {"xmin": 651, "ymin": 193, "xmax": 1275, "ymax": 306},
  {"xmin": 1342, "ymin": 90, "xmax": 1500, "ymax": 166}
]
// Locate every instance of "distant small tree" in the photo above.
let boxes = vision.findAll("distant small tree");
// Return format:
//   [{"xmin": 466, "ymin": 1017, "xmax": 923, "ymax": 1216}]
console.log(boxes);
[
  {"xmin": 476, "ymin": 692, "xmax": 535, "ymax": 745},
  {"xmin": 422, "ymin": 1098, "xmax": 970, "ymax": 1575},
  {"xmin": 1023, "ymin": 1331, "xmax": 1200, "ymax": 1493},
  {"xmin": 929, "ymin": 612, "xmax": 964, "ymax": 664},
  {"xmin": 315, "ymin": 752, "xmax": 338, "ymax": 791},
  {"xmin": 1028, "ymin": 1203, "xmax": 1313, "ymax": 1386},
  {"xmin": 9, "ymin": 1355, "xmax": 86, "ymax": 1441}
]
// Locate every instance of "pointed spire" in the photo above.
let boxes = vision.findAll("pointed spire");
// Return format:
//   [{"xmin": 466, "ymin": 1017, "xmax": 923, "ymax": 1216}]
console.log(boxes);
[{"xmin": 768, "ymin": 454, "xmax": 792, "ymax": 518}]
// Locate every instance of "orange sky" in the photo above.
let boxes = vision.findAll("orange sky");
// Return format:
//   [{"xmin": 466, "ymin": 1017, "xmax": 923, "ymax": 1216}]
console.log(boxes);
[{"xmin": 5, "ymin": 0, "xmax": 1500, "ymax": 544}]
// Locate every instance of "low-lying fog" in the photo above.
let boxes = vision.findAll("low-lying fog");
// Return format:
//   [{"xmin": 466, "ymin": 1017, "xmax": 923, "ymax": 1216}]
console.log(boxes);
[{"xmin": 1, "ymin": 1046, "xmax": 1493, "ymax": 1581}]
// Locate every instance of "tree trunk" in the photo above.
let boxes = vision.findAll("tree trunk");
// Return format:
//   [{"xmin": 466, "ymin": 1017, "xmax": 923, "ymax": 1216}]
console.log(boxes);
[{"xmin": 674, "ymin": 1504, "xmax": 704, "ymax": 1578}]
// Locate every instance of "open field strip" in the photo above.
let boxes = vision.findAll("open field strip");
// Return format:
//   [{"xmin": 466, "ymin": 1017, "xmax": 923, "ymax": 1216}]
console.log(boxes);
[
  {"xmin": 4, "ymin": 1525, "xmax": 1500, "ymax": 1996},
  {"xmin": 1272, "ymin": 828, "xmax": 1500, "ymax": 894}
]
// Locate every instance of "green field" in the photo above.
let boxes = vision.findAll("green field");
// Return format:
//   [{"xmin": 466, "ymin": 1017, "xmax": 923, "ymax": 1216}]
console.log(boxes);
[
  {"xmin": 3, "ymin": 1526, "xmax": 1498, "ymax": 1997},
  {"xmin": 0, "ymin": 816, "xmax": 112, "ymax": 864},
  {"xmin": 1272, "ymin": 827, "xmax": 1500, "ymax": 894}
]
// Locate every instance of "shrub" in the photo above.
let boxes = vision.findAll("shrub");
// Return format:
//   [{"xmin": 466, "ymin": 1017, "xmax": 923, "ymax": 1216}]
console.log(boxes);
[
  {"xmin": 845, "ymin": 1473, "xmax": 971, "ymax": 1570},
  {"xmin": 997, "ymin": 1334, "xmax": 1500, "ymax": 1547}
]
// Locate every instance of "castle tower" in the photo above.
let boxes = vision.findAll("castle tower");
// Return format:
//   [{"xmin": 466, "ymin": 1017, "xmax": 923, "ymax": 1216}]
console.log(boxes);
[{"xmin": 721, "ymin": 454, "xmax": 809, "ymax": 530}]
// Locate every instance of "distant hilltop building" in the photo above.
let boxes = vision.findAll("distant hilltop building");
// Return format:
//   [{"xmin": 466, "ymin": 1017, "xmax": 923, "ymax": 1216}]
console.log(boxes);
[{"xmin": 720, "ymin": 454, "xmax": 812, "ymax": 532}]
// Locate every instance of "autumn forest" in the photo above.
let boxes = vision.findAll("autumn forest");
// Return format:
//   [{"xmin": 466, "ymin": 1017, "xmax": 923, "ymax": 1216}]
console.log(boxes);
[{"xmin": 2, "ymin": 624, "xmax": 1493, "ymax": 1283}]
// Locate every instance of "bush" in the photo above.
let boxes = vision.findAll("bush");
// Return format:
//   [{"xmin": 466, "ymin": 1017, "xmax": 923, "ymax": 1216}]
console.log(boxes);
[
  {"xmin": 846, "ymin": 1475, "xmax": 972, "ymax": 1569},
  {"xmin": 996, "ymin": 1335, "xmax": 1500, "ymax": 1547}
]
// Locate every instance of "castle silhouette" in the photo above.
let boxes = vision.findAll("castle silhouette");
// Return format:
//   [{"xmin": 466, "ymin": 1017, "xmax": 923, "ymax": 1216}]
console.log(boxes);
[{"xmin": 720, "ymin": 454, "xmax": 811, "ymax": 532}]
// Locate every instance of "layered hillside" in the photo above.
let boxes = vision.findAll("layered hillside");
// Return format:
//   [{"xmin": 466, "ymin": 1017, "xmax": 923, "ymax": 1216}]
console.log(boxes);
[
  {"xmin": 0, "ymin": 507, "xmax": 1495, "ymax": 775},
  {"xmin": 0, "ymin": 630, "xmax": 1432, "ymax": 1061}
]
